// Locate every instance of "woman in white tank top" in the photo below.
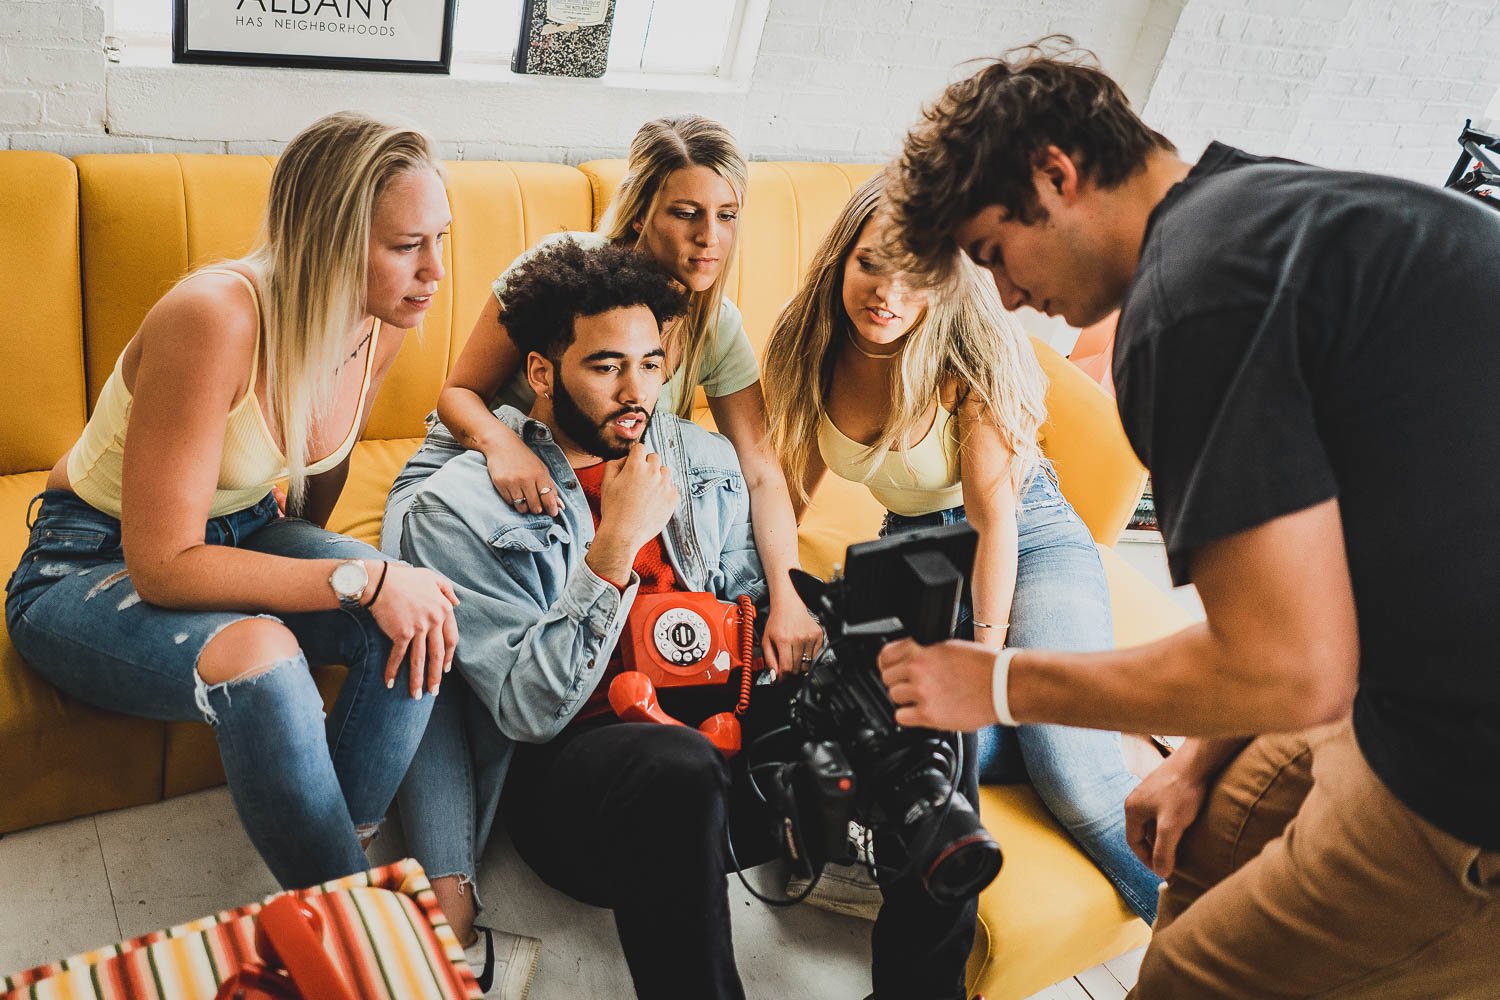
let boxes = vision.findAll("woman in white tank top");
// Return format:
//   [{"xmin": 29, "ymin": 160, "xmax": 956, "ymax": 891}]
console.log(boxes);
[{"xmin": 762, "ymin": 176, "xmax": 1163, "ymax": 923}]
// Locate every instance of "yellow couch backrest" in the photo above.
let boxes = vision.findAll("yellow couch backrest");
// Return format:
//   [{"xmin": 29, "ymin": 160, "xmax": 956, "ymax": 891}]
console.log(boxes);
[
  {"xmin": 0, "ymin": 152, "xmax": 89, "ymax": 477},
  {"xmin": 3, "ymin": 150, "xmax": 1143, "ymax": 542}
]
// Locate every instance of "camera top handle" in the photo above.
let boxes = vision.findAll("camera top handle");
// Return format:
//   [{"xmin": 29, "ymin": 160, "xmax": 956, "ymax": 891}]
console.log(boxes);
[{"xmin": 791, "ymin": 523, "xmax": 978, "ymax": 644}]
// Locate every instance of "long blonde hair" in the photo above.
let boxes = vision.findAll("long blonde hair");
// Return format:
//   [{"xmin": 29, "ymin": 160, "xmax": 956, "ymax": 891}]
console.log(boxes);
[
  {"xmin": 238, "ymin": 110, "xmax": 441, "ymax": 511},
  {"xmin": 763, "ymin": 175, "xmax": 1048, "ymax": 507},
  {"xmin": 596, "ymin": 115, "xmax": 747, "ymax": 417}
]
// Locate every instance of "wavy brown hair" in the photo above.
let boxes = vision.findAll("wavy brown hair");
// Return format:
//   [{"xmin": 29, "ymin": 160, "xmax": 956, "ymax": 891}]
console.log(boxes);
[
  {"xmin": 887, "ymin": 36, "xmax": 1174, "ymax": 286},
  {"xmin": 763, "ymin": 176, "xmax": 1047, "ymax": 507}
]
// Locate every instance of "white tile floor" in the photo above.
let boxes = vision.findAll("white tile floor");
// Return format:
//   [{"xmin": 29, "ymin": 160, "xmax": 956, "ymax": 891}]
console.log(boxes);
[{"xmin": 0, "ymin": 784, "xmax": 1145, "ymax": 997}]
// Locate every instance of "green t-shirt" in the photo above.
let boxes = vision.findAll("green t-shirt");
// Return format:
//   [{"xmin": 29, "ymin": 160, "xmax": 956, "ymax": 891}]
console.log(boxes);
[{"xmin": 489, "ymin": 230, "xmax": 760, "ymax": 415}]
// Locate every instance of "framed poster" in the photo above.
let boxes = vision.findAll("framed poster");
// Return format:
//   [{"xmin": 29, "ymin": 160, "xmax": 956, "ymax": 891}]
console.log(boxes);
[{"xmin": 174, "ymin": 0, "xmax": 456, "ymax": 74}]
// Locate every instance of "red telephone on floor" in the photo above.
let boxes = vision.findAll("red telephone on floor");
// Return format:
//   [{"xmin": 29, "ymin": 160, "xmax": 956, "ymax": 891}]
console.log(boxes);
[
  {"xmin": 609, "ymin": 592, "xmax": 759, "ymax": 756},
  {"xmin": 213, "ymin": 895, "xmax": 358, "ymax": 1000}
]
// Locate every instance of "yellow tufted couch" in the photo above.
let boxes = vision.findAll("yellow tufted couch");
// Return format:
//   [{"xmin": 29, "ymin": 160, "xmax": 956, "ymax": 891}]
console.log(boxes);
[{"xmin": 0, "ymin": 150, "xmax": 1186, "ymax": 999}]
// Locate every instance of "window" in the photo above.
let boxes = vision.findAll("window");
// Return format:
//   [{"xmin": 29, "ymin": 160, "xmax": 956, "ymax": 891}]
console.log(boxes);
[
  {"xmin": 441, "ymin": 0, "xmax": 752, "ymax": 76},
  {"xmin": 110, "ymin": 0, "xmax": 758, "ymax": 79}
]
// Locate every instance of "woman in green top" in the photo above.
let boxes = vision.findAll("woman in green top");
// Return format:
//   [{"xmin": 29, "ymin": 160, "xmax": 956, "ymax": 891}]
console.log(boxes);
[
  {"xmin": 384, "ymin": 113, "xmax": 817, "ymax": 669},
  {"xmin": 384, "ymin": 115, "xmax": 821, "ymax": 957}
]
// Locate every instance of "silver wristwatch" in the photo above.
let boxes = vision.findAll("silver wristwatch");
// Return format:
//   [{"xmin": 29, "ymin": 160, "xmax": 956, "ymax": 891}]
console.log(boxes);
[{"xmin": 329, "ymin": 559, "xmax": 369, "ymax": 609}]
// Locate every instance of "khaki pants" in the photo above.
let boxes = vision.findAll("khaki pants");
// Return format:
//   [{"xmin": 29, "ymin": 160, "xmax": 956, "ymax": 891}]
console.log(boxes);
[{"xmin": 1130, "ymin": 718, "xmax": 1500, "ymax": 998}]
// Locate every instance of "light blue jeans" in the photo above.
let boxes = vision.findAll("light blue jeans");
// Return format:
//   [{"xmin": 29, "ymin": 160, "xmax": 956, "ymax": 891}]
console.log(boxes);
[
  {"xmin": 383, "ymin": 423, "xmax": 505, "ymax": 905},
  {"xmin": 881, "ymin": 465, "xmax": 1160, "ymax": 923},
  {"xmin": 4, "ymin": 490, "xmax": 435, "ymax": 891}
]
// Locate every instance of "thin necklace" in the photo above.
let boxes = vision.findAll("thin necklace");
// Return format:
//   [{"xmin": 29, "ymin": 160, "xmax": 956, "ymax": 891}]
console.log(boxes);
[{"xmin": 845, "ymin": 326, "xmax": 904, "ymax": 360}]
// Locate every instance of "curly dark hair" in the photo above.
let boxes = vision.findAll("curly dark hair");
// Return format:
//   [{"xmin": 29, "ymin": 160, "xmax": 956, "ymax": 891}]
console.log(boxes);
[
  {"xmin": 888, "ymin": 36, "xmax": 1174, "ymax": 285},
  {"xmin": 502, "ymin": 238, "xmax": 686, "ymax": 361}
]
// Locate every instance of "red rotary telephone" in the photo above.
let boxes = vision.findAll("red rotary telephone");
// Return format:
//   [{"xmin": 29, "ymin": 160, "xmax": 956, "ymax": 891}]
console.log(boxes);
[{"xmin": 609, "ymin": 592, "xmax": 759, "ymax": 756}]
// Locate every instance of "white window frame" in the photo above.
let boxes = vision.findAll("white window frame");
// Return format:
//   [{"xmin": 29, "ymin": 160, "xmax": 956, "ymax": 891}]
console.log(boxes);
[{"xmin": 106, "ymin": 0, "xmax": 770, "ymax": 90}]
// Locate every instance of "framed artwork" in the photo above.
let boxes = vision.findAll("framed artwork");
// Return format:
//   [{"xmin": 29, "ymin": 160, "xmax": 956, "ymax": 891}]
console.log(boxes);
[{"xmin": 174, "ymin": 0, "xmax": 456, "ymax": 74}]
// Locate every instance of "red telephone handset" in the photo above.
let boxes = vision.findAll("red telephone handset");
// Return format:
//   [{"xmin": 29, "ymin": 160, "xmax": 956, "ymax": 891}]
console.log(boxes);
[
  {"xmin": 213, "ymin": 895, "xmax": 358, "ymax": 1000},
  {"xmin": 609, "ymin": 592, "xmax": 759, "ymax": 756}
]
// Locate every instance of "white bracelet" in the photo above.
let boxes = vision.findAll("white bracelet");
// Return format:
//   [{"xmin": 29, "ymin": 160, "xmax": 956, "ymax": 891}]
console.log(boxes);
[{"xmin": 992, "ymin": 647, "xmax": 1020, "ymax": 727}]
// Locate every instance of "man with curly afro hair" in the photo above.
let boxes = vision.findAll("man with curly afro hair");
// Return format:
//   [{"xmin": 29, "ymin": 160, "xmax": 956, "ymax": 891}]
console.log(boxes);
[{"xmin": 399, "ymin": 238, "xmax": 823, "ymax": 999}]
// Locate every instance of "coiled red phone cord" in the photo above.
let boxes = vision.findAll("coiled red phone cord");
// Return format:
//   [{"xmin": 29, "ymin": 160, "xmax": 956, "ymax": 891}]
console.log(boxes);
[{"xmin": 735, "ymin": 595, "xmax": 756, "ymax": 715}]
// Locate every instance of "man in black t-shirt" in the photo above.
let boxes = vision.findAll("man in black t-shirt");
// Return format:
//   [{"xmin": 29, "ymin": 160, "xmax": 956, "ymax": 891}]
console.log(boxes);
[{"xmin": 876, "ymin": 41, "xmax": 1500, "ymax": 998}]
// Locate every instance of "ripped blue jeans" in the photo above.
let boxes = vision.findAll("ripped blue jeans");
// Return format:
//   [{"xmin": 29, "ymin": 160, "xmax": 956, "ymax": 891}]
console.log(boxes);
[{"xmin": 4, "ymin": 490, "xmax": 434, "ymax": 891}]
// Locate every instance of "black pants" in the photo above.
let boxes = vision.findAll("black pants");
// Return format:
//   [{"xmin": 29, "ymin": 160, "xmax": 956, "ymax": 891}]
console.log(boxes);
[{"xmin": 502, "ymin": 682, "xmax": 981, "ymax": 1000}]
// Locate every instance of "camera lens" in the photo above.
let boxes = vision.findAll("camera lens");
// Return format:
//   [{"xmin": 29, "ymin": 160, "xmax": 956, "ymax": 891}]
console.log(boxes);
[{"xmin": 923, "ymin": 828, "xmax": 1003, "ymax": 903}]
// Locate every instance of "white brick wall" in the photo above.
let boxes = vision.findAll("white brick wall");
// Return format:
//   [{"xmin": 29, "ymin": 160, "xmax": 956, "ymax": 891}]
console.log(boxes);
[
  {"xmin": 1143, "ymin": 0, "xmax": 1500, "ymax": 183},
  {"xmin": 1, "ymin": 0, "xmax": 1172, "ymax": 158},
  {"xmin": 3, "ymin": 0, "xmax": 1496, "ymax": 191},
  {"xmin": 1, "ymin": 1, "xmax": 105, "ymax": 138}
]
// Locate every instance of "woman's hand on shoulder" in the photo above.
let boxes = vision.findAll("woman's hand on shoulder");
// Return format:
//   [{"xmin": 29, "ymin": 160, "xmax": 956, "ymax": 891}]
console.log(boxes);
[
  {"xmin": 485, "ymin": 432, "xmax": 563, "ymax": 516},
  {"xmin": 365, "ymin": 560, "xmax": 461, "ymax": 699}
]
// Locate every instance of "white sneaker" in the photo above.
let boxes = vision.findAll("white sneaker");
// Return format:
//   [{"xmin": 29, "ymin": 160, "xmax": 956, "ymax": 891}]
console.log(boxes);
[
  {"xmin": 787, "ymin": 821, "xmax": 883, "ymax": 920},
  {"xmin": 787, "ymin": 860, "xmax": 883, "ymax": 920},
  {"xmin": 464, "ymin": 926, "xmax": 542, "ymax": 1000}
]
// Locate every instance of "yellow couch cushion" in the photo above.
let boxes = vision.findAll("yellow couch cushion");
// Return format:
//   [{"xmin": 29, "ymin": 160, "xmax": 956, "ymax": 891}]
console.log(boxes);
[
  {"xmin": 75, "ymin": 154, "xmax": 276, "ymax": 411},
  {"xmin": 968, "ymin": 554, "xmax": 1187, "ymax": 1000},
  {"xmin": 325, "ymin": 438, "xmax": 426, "ymax": 548},
  {"xmin": 0, "ymin": 471, "xmax": 167, "ymax": 832},
  {"xmin": 968, "ymin": 785, "xmax": 1152, "ymax": 1000},
  {"xmin": 0, "ymin": 152, "xmax": 88, "ymax": 476},
  {"xmin": 1032, "ymin": 341, "xmax": 1147, "ymax": 545}
]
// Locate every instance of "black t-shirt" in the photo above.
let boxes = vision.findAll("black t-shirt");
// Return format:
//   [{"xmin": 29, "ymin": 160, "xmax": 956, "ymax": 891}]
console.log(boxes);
[{"xmin": 1114, "ymin": 142, "xmax": 1500, "ymax": 849}]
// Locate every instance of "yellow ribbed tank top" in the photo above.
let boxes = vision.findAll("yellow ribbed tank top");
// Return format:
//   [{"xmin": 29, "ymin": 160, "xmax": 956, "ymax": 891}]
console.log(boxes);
[
  {"xmin": 817, "ymin": 405, "xmax": 964, "ymax": 517},
  {"xmin": 68, "ymin": 269, "xmax": 380, "ymax": 519}
]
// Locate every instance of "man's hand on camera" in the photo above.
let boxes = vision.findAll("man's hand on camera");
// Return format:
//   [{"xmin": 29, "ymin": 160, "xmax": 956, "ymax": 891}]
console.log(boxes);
[
  {"xmin": 587, "ymin": 443, "xmax": 679, "ymax": 586},
  {"xmin": 878, "ymin": 638, "xmax": 1002, "ymax": 731}
]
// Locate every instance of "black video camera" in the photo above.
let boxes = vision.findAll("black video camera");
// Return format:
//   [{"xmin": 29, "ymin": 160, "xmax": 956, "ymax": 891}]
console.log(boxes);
[{"xmin": 762, "ymin": 523, "xmax": 1003, "ymax": 904}]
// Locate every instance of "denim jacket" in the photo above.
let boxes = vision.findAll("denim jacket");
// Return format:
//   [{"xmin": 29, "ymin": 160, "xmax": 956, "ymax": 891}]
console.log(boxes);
[{"xmin": 401, "ymin": 406, "xmax": 766, "ymax": 744}]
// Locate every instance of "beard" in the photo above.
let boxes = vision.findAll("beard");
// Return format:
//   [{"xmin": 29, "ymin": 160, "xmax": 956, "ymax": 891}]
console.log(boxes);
[{"xmin": 550, "ymin": 370, "xmax": 651, "ymax": 460}]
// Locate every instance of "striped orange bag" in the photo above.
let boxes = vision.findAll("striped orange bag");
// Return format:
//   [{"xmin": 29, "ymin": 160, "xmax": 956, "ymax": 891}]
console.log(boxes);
[{"xmin": 0, "ymin": 858, "xmax": 480, "ymax": 1000}]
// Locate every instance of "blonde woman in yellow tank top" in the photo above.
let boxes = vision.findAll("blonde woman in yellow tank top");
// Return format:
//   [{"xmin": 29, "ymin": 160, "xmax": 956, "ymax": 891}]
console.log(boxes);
[
  {"xmin": 5, "ymin": 112, "xmax": 463, "ymax": 894},
  {"xmin": 762, "ymin": 176, "xmax": 1164, "ymax": 923}
]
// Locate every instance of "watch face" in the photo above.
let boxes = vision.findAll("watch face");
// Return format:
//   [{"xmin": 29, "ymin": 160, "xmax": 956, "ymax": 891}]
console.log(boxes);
[{"xmin": 331, "ymin": 560, "xmax": 367, "ymax": 599}]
